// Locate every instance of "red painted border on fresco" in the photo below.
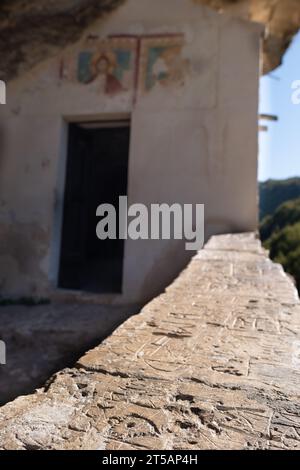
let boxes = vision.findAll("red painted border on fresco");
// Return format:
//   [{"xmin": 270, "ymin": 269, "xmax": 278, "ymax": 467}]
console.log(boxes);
[{"xmin": 106, "ymin": 33, "xmax": 185, "ymax": 104}]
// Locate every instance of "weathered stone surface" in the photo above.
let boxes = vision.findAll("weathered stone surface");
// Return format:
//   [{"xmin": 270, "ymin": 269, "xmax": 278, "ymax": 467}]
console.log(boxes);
[
  {"xmin": 0, "ymin": 303, "xmax": 140, "ymax": 405},
  {"xmin": 1, "ymin": 233, "xmax": 300, "ymax": 450},
  {"xmin": 1, "ymin": 0, "xmax": 300, "ymax": 82},
  {"xmin": 196, "ymin": 0, "xmax": 300, "ymax": 74},
  {"xmin": 0, "ymin": 0, "xmax": 126, "ymax": 81}
]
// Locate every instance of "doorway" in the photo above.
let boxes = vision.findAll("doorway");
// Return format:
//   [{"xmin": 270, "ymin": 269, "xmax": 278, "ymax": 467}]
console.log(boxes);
[{"xmin": 58, "ymin": 121, "xmax": 130, "ymax": 293}]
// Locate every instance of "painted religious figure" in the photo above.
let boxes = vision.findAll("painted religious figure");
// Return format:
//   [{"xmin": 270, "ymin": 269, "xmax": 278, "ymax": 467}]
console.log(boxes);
[
  {"xmin": 63, "ymin": 36, "xmax": 138, "ymax": 96},
  {"xmin": 139, "ymin": 35, "xmax": 190, "ymax": 93},
  {"xmin": 61, "ymin": 34, "xmax": 189, "ymax": 99}
]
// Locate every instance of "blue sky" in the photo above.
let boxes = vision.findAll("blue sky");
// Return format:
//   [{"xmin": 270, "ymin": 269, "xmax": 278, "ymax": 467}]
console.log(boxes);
[{"xmin": 259, "ymin": 30, "xmax": 300, "ymax": 182}]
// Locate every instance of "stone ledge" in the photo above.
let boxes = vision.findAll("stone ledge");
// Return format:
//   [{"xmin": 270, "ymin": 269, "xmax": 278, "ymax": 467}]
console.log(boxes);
[{"xmin": 1, "ymin": 233, "xmax": 300, "ymax": 450}]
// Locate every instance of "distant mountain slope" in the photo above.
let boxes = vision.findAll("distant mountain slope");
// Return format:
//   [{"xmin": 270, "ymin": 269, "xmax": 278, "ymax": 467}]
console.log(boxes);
[
  {"xmin": 260, "ymin": 197, "xmax": 300, "ymax": 293},
  {"xmin": 260, "ymin": 198, "xmax": 300, "ymax": 241},
  {"xmin": 259, "ymin": 178, "xmax": 300, "ymax": 221}
]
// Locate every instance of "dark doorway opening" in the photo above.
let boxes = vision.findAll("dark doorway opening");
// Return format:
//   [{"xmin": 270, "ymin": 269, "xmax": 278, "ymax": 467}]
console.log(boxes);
[{"xmin": 58, "ymin": 121, "xmax": 130, "ymax": 293}]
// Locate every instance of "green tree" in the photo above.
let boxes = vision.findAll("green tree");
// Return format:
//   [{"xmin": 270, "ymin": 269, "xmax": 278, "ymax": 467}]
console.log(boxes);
[
  {"xmin": 260, "ymin": 177, "xmax": 300, "ymax": 220},
  {"xmin": 264, "ymin": 222, "xmax": 300, "ymax": 292},
  {"xmin": 260, "ymin": 198, "xmax": 300, "ymax": 241}
]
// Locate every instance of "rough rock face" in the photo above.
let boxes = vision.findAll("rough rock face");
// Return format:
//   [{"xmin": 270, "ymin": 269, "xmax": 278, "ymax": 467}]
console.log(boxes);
[
  {"xmin": 1, "ymin": 233, "xmax": 300, "ymax": 450},
  {"xmin": 196, "ymin": 0, "xmax": 300, "ymax": 74},
  {"xmin": 0, "ymin": 0, "xmax": 126, "ymax": 81},
  {"xmin": 0, "ymin": 0, "xmax": 300, "ymax": 82}
]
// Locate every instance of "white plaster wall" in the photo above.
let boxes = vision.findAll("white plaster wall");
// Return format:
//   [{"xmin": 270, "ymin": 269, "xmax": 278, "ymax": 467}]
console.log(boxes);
[{"xmin": 0, "ymin": 0, "xmax": 262, "ymax": 302}]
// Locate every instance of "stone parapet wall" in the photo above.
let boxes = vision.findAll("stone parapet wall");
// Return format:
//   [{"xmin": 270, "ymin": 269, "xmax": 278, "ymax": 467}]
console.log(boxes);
[{"xmin": 1, "ymin": 233, "xmax": 300, "ymax": 450}]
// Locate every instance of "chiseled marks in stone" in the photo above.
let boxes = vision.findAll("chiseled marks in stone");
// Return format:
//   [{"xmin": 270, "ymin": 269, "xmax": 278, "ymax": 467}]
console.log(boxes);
[{"xmin": 1, "ymin": 233, "xmax": 300, "ymax": 449}]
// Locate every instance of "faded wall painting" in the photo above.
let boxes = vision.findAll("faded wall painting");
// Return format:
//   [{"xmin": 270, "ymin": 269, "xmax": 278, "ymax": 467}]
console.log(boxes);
[
  {"xmin": 139, "ymin": 35, "xmax": 189, "ymax": 93},
  {"xmin": 78, "ymin": 37, "xmax": 137, "ymax": 95},
  {"xmin": 62, "ymin": 36, "xmax": 138, "ymax": 96},
  {"xmin": 62, "ymin": 34, "xmax": 190, "ymax": 99}
]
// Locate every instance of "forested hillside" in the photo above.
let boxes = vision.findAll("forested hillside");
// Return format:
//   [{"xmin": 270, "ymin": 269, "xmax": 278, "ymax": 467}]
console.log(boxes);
[
  {"xmin": 259, "ymin": 178, "xmax": 300, "ymax": 220},
  {"xmin": 260, "ymin": 179, "xmax": 300, "ymax": 292}
]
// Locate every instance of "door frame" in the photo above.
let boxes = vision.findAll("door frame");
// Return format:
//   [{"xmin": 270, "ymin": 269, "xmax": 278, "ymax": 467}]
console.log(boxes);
[{"xmin": 49, "ymin": 113, "xmax": 131, "ymax": 292}]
